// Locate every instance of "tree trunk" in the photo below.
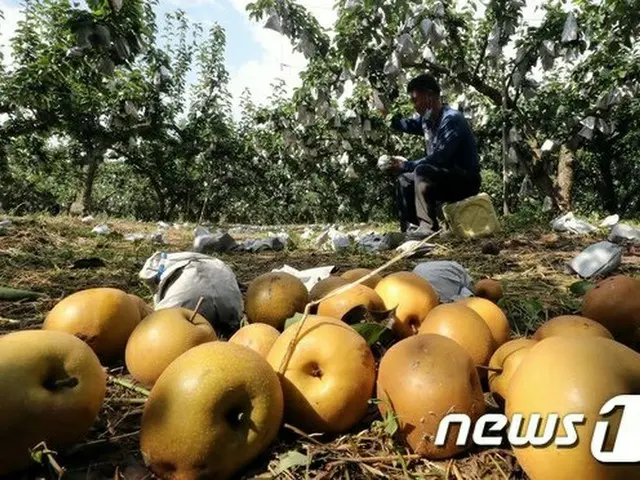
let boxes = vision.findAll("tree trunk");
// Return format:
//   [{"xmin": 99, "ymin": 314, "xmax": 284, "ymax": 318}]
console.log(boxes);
[
  {"xmin": 556, "ymin": 144, "xmax": 576, "ymax": 212},
  {"xmin": 514, "ymin": 140, "xmax": 558, "ymax": 208},
  {"xmin": 501, "ymin": 79, "xmax": 509, "ymax": 215},
  {"xmin": 71, "ymin": 150, "xmax": 103, "ymax": 216},
  {"xmin": 597, "ymin": 155, "xmax": 618, "ymax": 213}
]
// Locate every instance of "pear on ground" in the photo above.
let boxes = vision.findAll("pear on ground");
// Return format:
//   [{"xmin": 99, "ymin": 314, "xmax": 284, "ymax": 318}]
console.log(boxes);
[
  {"xmin": 340, "ymin": 268, "xmax": 383, "ymax": 289},
  {"xmin": 457, "ymin": 296, "xmax": 511, "ymax": 348},
  {"xmin": 507, "ymin": 336, "xmax": 640, "ymax": 480},
  {"xmin": 317, "ymin": 283, "xmax": 385, "ymax": 321},
  {"xmin": 43, "ymin": 287, "xmax": 140, "ymax": 363},
  {"xmin": 229, "ymin": 323, "xmax": 280, "ymax": 358},
  {"xmin": 128, "ymin": 293, "xmax": 154, "ymax": 321},
  {"xmin": 374, "ymin": 271, "xmax": 439, "ymax": 338},
  {"xmin": 582, "ymin": 275, "xmax": 640, "ymax": 339},
  {"xmin": 267, "ymin": 315, "xmax": 376, "ymax": 433},
  {"xmin": 419, "ymin": 303, "xmax": 495, "ymax": 369},
  {"xmin": 245, "ymin": 272, "xmax": 309, "ymax": 330},
  {"xmin": 125, "ymin": 307, "xmax": 217, "ymax": 387},
  {"xmin": 533, "ymin": 315, "xmax": 613, "ymax": 341},
  {"xmin": 140, "ymin": 342, "xmax": 283, "ymax": 480},
  {"xmin": 0, "ymin": 330, "xmax": 106, "ymax": 476},
  {"xmin": 487, "ymin": 337, "xmax": 537, "ymax": 405},
  {"xmin": 376, "ymin": 334, "xmax": 485, "ymax": 459}
]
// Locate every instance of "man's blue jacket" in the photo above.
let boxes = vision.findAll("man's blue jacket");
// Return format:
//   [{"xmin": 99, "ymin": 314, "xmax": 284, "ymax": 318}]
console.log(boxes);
[{"xmin": 390, "ymin": 105, "xmax": 480, "ymax": 175}]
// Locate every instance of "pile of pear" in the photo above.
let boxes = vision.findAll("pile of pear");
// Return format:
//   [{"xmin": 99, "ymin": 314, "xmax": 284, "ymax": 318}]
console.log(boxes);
[{"xmin": 1, "ymin": 270, "xmax": 639, "ymax": 480}]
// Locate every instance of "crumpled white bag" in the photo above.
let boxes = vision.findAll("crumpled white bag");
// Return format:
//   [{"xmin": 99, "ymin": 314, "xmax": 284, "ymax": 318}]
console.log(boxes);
[
  {"xmin": 609, "ymin": 223, "xmax": 640, "ymax": 244},
  {"xmin": 271, "ymin": 265, "xmax": 336, "ymax": 292},
  {"xmin": 551, "ymin": 212, "xmax": 597, "ymax": 235},
  {"xmin": 92, "ymin": 224, "xmax": 110, "ymax": 235},
  {"xmin": 412, "ymin": 261, "xmax": 474, "ymax": 302},
  {"xmin": 139, "ymin": 251, "xmax": 244, "ymax": 337},
  {"xmin": 569, "ymin": 241, "xmax": 622, "ymax": 279},
  {"xmin": 600, "ymin": 214, "xmax": 620, "ymax": 228}
]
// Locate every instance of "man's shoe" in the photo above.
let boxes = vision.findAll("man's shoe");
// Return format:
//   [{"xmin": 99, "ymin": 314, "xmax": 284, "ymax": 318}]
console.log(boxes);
[{"xmin": 406, "ymin": 226, "xmax": 436, "ymax": 240}]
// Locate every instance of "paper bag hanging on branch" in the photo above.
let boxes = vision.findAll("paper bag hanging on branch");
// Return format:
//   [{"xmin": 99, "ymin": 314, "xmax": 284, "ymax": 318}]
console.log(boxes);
[
  {"xmin": 539, "ymin": 40, "xmax": 555, "ymax": 70},
  {"xmin": 263, "ymin": 12, "xmax": 283, "ymax": 33},
  {"xmin": 561, "ymin": 11, "xmax": 579, "ymax": 43},
  {"xmin": 383, "ymin": 51, "xmax": 402, "ymax": 78},
  {"xmin": 396, "ymin": 33, "xmax": 419, "ymax": 65},
  {"xmin": 422, "ymin": 45, "xmax": 436, "ymax": 63}
]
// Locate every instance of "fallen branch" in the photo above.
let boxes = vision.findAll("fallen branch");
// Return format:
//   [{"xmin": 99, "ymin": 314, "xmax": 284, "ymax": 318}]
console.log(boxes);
[
  {"xmin": 335, "ymin": 453, "xmax": 422, "ymax": 464},
  {"xmin": 107, "ymin": 397, "xmax": 148, "ymax": 405},
  {"xmin": 66, "ymin": 431, "xmax": 140, "ymax": 455}
]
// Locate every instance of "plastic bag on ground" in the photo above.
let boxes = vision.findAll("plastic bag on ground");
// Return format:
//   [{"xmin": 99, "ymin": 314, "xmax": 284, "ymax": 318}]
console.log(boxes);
[
  {"xmin": 92, "ymin": 224, "xmax": 110, "ymax": 235},
  {"xmin": 139, "ymin": 251, "xmax": 243, "ymax": 337},
  {"xmin": 0, "ymin": 219, "xmax": 11, "ymax": 228},
  {"xmin": 412, "ymin": 261, "xmax": 474, "ymax": 302},
  {"xmin": 609, "ymin": 223, "xmax": 640, "ymax": 245},
  {"xmin": 193, "ymin": 226, "xmax": 237, "ymax": 253},
  {"xmin": 569, "ymin": 241, "xmax": 622, "ymax": 279},
  {"xmin": 239, "ymin": 237, "xmax": 285, "ymax": 252},
  {"xmin": 551, "ymin": 212, "xmax": 597, "ymax": 235},
  {"xmin": 124, "ymin": 233, "xmax": 146, "ymax": 242},
  {"xmin": 357, "ymin": 232, "xmax": 405, "ymax": 253},
  {"xmin": 328, "ymin": 228, "xmax": 351, "ymax": 251},
  {"xmin": 600, "ymin": 214, "xmax": 620, "ymax": 228},
  {"xmin": 271, "ymin": 265, "xmax": 336, "ymax": 292}
]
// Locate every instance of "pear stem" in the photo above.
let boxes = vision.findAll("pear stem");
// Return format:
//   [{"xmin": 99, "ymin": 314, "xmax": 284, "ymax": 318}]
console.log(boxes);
[
  {"xmin": 45, "ymin": 377, "xmax": 80, "ymax": 390},
  {"xmin": 477, "ymin": 365, "xmax": 503, "ymax": 374},
  {"xmin": 189, "ymin": 297, "xmax": 205, "ymax": 324},
  {"xmin": 107, "ymin": 375, "xmax": 150, "ymax": 397}
]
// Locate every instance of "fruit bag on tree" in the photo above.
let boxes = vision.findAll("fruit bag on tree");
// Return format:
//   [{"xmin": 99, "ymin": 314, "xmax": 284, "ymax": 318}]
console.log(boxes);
[{"xmin": 139, "ymin": 252, "xmax": 244, "ymax": 337}]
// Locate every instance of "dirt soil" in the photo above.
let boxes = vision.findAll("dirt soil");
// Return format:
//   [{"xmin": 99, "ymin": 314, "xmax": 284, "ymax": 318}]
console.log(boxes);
[{"xmin": 1, "ymin": 214, "xmax": 639, "ymax": 479}]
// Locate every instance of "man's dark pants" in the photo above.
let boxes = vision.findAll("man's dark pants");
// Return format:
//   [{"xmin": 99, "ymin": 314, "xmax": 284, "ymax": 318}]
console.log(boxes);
[{"xmin": 395, "ymin": 163, "xmax": 481, "ymax": 232}]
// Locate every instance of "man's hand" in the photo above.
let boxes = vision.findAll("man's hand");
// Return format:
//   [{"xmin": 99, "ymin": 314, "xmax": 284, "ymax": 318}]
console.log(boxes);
[{"xmin": 378, "ymin": 155, "xmax": 406, "ymax": 175}]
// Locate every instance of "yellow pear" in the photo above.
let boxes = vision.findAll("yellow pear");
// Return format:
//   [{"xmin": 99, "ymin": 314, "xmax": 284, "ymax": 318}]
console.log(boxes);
[
  {"xmin": 229, "ymin": 323, "xmax": 280, "ymax": 358},
  {"xmin": 125, "ymin": 307, "xmax": 217, "ymax": 387},
  {"xmin": 43, "ymin": 287, "xmax": 140, "ymax": 363},
  {"xmin": 507, "ymin": 336, "xmax": 640, "ymax": 480},
  {"xmin": 140, "ymin": 342, "xmax": 283, "ymax": 480},
  {"xmin": 487, "ymin": 337, "xmax": 537, "ymax": 405},
  {"xmin": 267, "ymin": 315, "xmax": 376, "ymax": 433},
  {"xmin": 0, "ymin": 330, "xmax": 106, "ymax": 475},
  {"xmin": 374, "ymin": 271, "xmax": 439, "ymax": 338},
  {"xmin": 376, "ymin": 334, "xmax": 485, "ymax": 459}
]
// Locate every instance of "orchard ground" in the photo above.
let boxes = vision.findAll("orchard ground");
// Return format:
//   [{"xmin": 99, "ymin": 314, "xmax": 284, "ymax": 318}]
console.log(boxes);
[{"xmin": 1, "ymin": 212, "xmax": 640, "ymax": 479}]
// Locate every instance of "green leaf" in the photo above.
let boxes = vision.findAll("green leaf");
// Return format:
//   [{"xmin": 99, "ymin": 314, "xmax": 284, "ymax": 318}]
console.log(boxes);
[
  {"xmin": 274, "ymin": 450, "xmax": 311, "ymax": 475},
  {"xmin": 383, "ymin": 408, "xmax": 399, "ymax": 436},
  {"xmin": 569, "ymin": 280, "xmax": 595, "ymax": 296},
  {"xmin": 0, "ymin": 286, "xmax": 43, "ymax": 301},
  {"xmin": 284, "ymin": 312, "xmax": 305, "ymax": 329},
  {"xmin": 351, "ymin": 322, "xmax": 389, "ymax": 346}
]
